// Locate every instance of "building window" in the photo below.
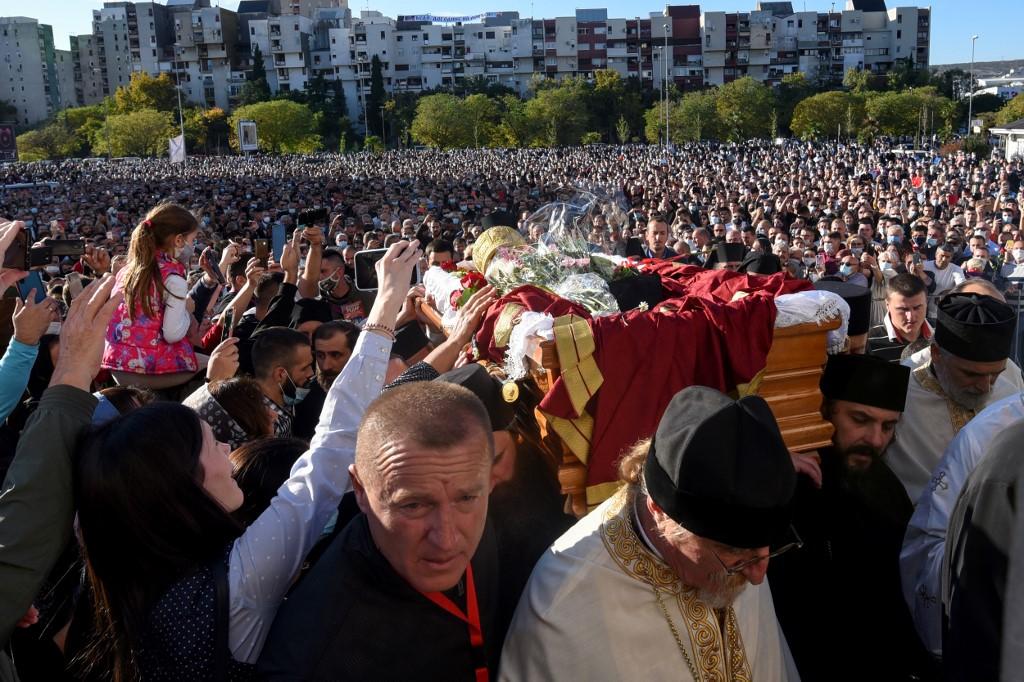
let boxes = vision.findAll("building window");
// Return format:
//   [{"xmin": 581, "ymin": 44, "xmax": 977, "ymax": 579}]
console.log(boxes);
[
  {"xmin": 381, "ymin": 31, "xmax": 385, "ymax": 39},
  {"xmin": 896, "ymin": 30, "xmax": 901, "ymax": 39},
  {"xmin": 897, "ymin": 14, "xmax": 903, "ymax": 24},
  {"xmin": 705, "ymin": 34, "xmax": 711, "ymax": 47},
  {"xmin": 787, "ymin": 20, "xmax": 793, "ymax": 28},
  {"xmin": 486, "ymin": 31, "xmax": 495, "ymax": 39}
]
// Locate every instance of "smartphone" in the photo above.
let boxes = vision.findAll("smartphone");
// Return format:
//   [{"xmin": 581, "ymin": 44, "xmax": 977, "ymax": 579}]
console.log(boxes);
[
  {"xmin": 254, "ymin": 239, "xmax": 270, "ymax": 267},
  {"xmin": 815, "ymin": 254, "xmax": 825, "ymax": 270},
  {"xmin": 272, "ymin": 223, "xmax": 286, "ymax": 262},
  {"xmin": 2, "ymin": 229, "xmax": 28, "ymax": 271},
  {"xmin": 201, "ymin": 247, "xmax": 225, "ymax": 285},
  {"xmin": 353, "ymin": 249, "xmax": 422, "ymax": 291},
  {"xmin": 912, "ymin": 252, "xmax": 922, "ymax": 265},
  {"xmin": 16, "ymin": 270, "xmax": 47, "ymax": 304}
]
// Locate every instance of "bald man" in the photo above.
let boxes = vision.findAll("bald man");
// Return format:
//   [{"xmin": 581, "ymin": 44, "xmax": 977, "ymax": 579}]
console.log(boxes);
[{"xmin": 259, "ymin": 381, "xmax": 502, "ymax": 680}]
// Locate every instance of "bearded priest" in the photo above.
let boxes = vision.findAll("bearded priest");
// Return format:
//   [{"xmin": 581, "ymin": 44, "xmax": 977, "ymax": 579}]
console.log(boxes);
[{"xmin": 499, "ymin": 386, "xmax": 800, "ymax": 681}]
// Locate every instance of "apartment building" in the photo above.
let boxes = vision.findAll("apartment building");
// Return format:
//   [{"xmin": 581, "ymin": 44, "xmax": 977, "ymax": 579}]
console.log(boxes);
[
  {"xmin": 164, "ymin": 2, "xmax": 241, "ymax": 110},
  {"xmin": 0, "ymin": 17, "xmax": 62, "ymax": 126},
  {"xmin": 91, "ymin": 6, "xmax": 134, "ymax": 97},
  {"xmin": 249, "ymin": 14, "xmax": 314, "ymax": 93}
]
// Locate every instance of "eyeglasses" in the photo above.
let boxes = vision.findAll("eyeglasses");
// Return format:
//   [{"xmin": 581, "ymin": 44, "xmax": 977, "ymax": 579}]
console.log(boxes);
[{"xmin": 710, "ymin": 527, "xmax": 803, "ymax": 576}]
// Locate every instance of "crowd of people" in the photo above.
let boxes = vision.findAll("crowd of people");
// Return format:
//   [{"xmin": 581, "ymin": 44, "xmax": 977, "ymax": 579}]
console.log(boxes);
[{"xmin": 0, "ymin": 140, "xmax": 1022, "ymax": 681}]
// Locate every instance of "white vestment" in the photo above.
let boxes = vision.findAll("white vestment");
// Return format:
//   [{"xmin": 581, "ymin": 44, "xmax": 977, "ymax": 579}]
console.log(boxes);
[
  {"xmin": 499, "ymin": 488, "xmax": 799, "ymax": 682},
  {"xmin": 886, "ymin": 353, "xmax": 1022, "ymax": 502},
  {"xmin": 900, "ymin": 391, "xmax": 1024, "ymax": 657}
]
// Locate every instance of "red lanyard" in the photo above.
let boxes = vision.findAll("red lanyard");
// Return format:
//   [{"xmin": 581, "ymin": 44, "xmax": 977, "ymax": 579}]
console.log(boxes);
[{"xmin": 420, "ymin": 565, "xmax": 489, "ymax": 682}]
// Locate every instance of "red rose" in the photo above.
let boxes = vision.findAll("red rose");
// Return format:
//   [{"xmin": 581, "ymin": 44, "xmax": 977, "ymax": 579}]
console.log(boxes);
[
  {"xmin": 440, "ymin": 260, "xmax": 457, "ymax": 272},
  {"xmin": 460, "ymin": 271, "xmax": 486, "ymax": 290},
  {"xmin": 449, "ymin": 290, "xmax": 461, "ymax": 308}
]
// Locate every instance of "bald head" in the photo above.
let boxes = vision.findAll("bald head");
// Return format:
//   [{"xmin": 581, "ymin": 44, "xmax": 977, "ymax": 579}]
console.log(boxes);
[
  {"xmin": 355, "ymin": 381, "xmax": 494, "ymax": 496},
  {"xmin": 948, "ymin": 278, "xmax": 1006, "ymax": 302}
]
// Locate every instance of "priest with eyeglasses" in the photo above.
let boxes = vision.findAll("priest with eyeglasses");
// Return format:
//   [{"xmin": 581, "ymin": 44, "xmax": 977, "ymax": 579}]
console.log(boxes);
[{"xmin": 499, "ymin": 386, "xmax": 801, "ymax": 681}]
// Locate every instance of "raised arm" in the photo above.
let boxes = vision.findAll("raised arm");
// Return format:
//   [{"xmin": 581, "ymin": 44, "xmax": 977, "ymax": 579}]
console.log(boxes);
[{"xmin": 226, "ymin": 240, "xmax": 421, "ymax": 663}]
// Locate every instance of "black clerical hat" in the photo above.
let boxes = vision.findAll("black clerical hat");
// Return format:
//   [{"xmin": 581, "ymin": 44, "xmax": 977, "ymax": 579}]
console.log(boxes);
[
  {"xmin": 820, "ymin": 353, "xmax": 910, "ymax": 412},
  {"xmin": 814, "ymin": 279, "xmax": 871, "ymax": 336},
  {"xmin": 738, "ymin": 252, "xmax": 782, "ymax": 275},
  {"xmin": 704, "ymin": 242, "xmax": 747, "ymax": 269},
  {"xmin": 643, "ymin": 386, "xmax": 795, "ymax": 549},
  {"xmin": 935, "ymin": 293, "xmax": 1015, "ymax": 362},
  {"xmin": 436, "ymin": 364, "xmax": 515, "ymax": 432},
  {"xmin": 480, "ymin": 211, "xmax": 516, "ymax": 231}
]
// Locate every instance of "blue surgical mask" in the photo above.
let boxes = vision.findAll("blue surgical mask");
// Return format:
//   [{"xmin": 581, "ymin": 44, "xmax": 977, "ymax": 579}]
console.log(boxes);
[
  {"xmin": 851, "ymin": 247, "xmax": 863, "ymax": 257},
  {"xmin": 839, "ymin": 264, "xmax": 854, "ymax": 277},
  {"xmin": 926, "ymin": 237, "xmax": 938, "ymax": 247},
  {"xmin": 888, "ymin": 235, "xmax": 902, "ymax": 245},
  {"xmin": 282, "ymin": 373, "xmax": 311, "ymax": 407}
]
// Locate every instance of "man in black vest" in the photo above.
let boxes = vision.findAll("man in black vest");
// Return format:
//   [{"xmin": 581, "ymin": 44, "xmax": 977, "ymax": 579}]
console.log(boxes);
[{"xmin": 259, "ymin": 380, "xmax": 501, "ymax": 680}]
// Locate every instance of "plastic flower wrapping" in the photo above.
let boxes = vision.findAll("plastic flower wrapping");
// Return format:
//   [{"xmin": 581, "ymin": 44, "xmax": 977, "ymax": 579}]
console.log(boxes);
[{"xmin": 479, "ymin": 186, "xmax": 636, "ymax": 316}]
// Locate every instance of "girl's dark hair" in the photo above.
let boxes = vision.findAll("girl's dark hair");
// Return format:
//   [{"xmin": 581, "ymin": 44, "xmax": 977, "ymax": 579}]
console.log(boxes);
[
  {"xmin": 230, "ymin": 437, "xmax": 308, "ymax": 527},
  {"xmin": 122, "ymin": 203, "xmax": 197, "ymax": 321},
  {"xmin": 75, "ymin": 402, "xmax": 242, "ymax": 680},
  {"xmin": 208, "ymin": 377, "xmax": 273, "ymax": 441}
]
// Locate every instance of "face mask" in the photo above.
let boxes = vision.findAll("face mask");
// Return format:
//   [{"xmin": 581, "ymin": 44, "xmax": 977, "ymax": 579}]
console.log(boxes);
[
  {"xmin": 710, "ymin": 216, "xmax": 722, "ymax": 225},
  {"xmin": 914, "ymin": 236, "xmax": 926, "ymax": 247},
  {"xmin": 888, "ymin": 235, "xmax": 902, "ymax": 245},
  {"xmin": 281, "ymin": 373, "xmax": 310, "ymax": 407},
  {"xmin": 839, "ymin": 264, "xmax": 854, "ymax": 277},
  {"xmin": 45, "ymin": 265, "xmax": 60, "ymax": 275},
  {"xmin": 908, "ymin": 210, "xmax": 918, "ymax": 219},
  {"xmin": 802, "ymin": 256, "xmax": 816, "ymax": 267},
  {"xmin": 319, "ymin": 267, "xmax": 342, "ymax": 293},
  {"xmin": 263, "ymin": 217, "xmax": 271, "ymax": 224},
  {"xmin": 1004, "ymin": 215, "xmax": 1014, "ymax": 223},
  {"xmin": 880, "ymin": 261, "xmax": 893, "ymax": 271},
  {"xmin": 851, "ymin": 247, "xmax": 863, "ymax": 257},
  {"xmin": 924, "ymin": 237, "xmax": 938, "ymax": 248},
  {"xmin": 1014, "ymin": 249, "xmax": 1024, "ymax": 262},
  {"xmin": 176, "ymin": 241, "xmax": 195, "ymax": 264},
  {"xmin": 823, "ymin": 243, "xmax": 835, "ymax": 254}
]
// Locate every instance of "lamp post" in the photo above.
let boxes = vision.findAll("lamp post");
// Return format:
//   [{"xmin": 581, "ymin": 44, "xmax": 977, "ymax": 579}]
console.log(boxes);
[
  {"xmin": 380, "ymin": 105, "xmax": 386, "ymax": 147},
  {"xmin": 967, "ymin": 34, "xmax": 979, "ymax": 136},
  {"xmin": 663, "ymin": 23, "xmax": 670, "ymax": 149},
  {"xmin": 172, "ymin": 43, "xmax": 187, "ymax": 165},
  {"xmin": 358, "ymin": 55, "xmax": 368, "ymax": 143}
]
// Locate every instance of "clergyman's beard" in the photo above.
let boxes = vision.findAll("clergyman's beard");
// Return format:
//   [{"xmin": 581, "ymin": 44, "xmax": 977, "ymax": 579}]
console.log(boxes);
[
  {"xmin": 317, "ymin": 369, "xmax": 338, "ymax": 392},
  {"xmin": 838, "ymin": 444, "xmax": 883, "ymax": 473},
  {"xmin": 933, "ymin": 359, "xmax": 990, "ymax": 410},
  {"xmin": 697, "ymin": 570, "xmax": 749, "ymax": 609}
]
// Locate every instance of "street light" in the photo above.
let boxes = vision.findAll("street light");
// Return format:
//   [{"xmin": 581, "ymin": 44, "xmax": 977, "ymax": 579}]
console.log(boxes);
[
  {"xmin": 380, "ymin": 105, "xmax": 386, "ymax": 147},
  {"xmin": 663, "ymin": 23, "xmax": 669, "ymax": 149},
  {"xmin": 967, "ymin": 34, "xmax": 979, "ymax": 135},
  {"xmin": 172, "ymin": 43, "xmax": 188, "ymax": 165},
  {"xmin": 357, "ymin": 55, "xmax": 368, "ymax": 143}
]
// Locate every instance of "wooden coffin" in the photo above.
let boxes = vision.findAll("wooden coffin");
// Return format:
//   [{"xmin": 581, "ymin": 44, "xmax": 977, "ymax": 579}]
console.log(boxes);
[{"xmin": 417, "ymin": 299, "xmax": 841, "ymax": 518}]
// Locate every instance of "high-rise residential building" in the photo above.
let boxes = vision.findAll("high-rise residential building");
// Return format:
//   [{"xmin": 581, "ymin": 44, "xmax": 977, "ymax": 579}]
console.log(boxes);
[
  {"xmin": 70, "ymin": 34, "xmax": 105, "ymax": 106},
  {"xmin": 0, "ymin": 17, "xmax": 62, "ymax": 126},
  {"xmin": 54, "ymin": 49, "xmax": 77, "ymax": 110},
  {"xmin": 91, "ymin": 6, "xmax": 134, "ymax": 97},
  {"xmin": 249, "ymin": 14, "xmax": 315, "ymax": 93},
  {"xmin": 165, "ymin": 1, "xmax": 241, "ymax": 110}
]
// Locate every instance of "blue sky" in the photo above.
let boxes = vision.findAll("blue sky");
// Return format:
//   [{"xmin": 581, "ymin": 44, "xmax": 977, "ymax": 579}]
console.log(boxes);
[{"xmin": 21, "ymin": 0, "xmax": 1021, "ymax": 66}]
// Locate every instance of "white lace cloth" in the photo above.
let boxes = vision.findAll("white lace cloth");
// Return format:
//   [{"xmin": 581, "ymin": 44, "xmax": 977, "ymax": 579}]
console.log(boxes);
[{"xmin": 775, "ymin": 290, "xmax": 850, "ymax": 354}]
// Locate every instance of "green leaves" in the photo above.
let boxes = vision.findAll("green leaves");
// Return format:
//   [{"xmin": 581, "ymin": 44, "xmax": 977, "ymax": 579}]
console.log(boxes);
[{"xmin": 228, "ymin": 100, "xmax": 322, "ymax": 153}]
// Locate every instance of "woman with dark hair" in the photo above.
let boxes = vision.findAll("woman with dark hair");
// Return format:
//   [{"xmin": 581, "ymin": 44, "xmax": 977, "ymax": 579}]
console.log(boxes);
[
  {"xmin": 230, "ymin": 437, "xmax": 308, "ymax": 527},
  {"xmin": 71, "ymin": 241, "xmax": 419, "ymax": 679}
]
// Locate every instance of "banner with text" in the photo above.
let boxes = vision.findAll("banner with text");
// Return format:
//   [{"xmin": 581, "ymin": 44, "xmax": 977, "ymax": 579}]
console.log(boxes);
[
  {"xmin": 397, "ymin": 12, "xmax": 497, "ymax": 23},
  {"xmin": 0, "ymin": 124, "xmax": 17, "ymax": 162}
]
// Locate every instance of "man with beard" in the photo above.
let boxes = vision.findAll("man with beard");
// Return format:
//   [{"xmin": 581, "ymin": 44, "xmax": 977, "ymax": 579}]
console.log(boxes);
[
  {"xmin": 319, "ymin": 248, "xmax": 374, "ymax": 325},
  {"xmin": 500, "ymin": 386, "xmax": 800, "ymax": 681},
  {"xmin": 885, "ymin": 292, "xmax": 1018, "ymax": 503},
  {"xmin": 292, "ymin": 320, "xmax": 360, "ymax": 441},
  {"xmin": 768, "ymin": 354, "xmax": 937, "ymax": 681}
]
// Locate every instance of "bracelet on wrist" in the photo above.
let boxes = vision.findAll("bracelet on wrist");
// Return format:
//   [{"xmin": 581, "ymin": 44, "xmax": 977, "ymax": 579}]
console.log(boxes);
[{"xmin": 363, "ymin": 322, "xmax": 396, "ymax": 341}]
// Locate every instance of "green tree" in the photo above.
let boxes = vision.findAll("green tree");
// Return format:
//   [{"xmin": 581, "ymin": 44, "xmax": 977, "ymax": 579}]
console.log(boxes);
[
  {"xmin": 385, "ymin": 91, "xmax": 418, "ymax": 148},
  {"xmin": 715, "ymin": 77, "xmax": 774, "ymax": 141},
  {"xmin": 864, "ymin": 87, "xmax": 956, "ymax": 140},
  {"xmin": 615, "ymin": 115, "xmax": 630, "ymax": 144},
  {"xmin": 366, "ymin": 55, "xmax": 386, "ymax": 137},
  {"xmin": 240, "ymin": 44, "xmax": 272, "ymax": 105},
  {"xmin": 790, "ymin": 91, "xmax": 866, "ymax": 140},
  {"xmin": 462, "ymin": 93, "xmax": 499, "ymax": 147},
  {"xmin": 184, "ymin": 107, "xmax": 229, "ymax": 154},
  {"xmin": 886, "ymin": 58, "xmax": 929, "ymax": 91},
  {"xmin": 493, "ymin": 95, "xmax": 532, "ymax": 147},
  {"xmin": 113, "ymin": 72, "xmax": 179, "ymax": 114},
  {"xmin": 589, "ymin": 69, "xmax": 642, "ymax": 143},
  {"xmin": 410, "ymin": 93, "xmax": 470, "ymax": 148},
  {"xmin": 995, "ymin": 93, "xmax": 1024, "ymax": 127},
  {"xmin": 645, "ymin": 89, "xmax": 722, "ymax": 143},
  {"xmin": 228, "ymin": 100, "xmax": 321, "ymax": 153},
  {"xmin": 775, "ymin": 72, "xmax": 815, "ymax": 135},
  {"xmin": 15, "ymin": 124, "xmax": 77, "ymax": 161},
  {"xmin": 969, "ymin": 93, "xmax": 1004, "ymax": 116},
  {"xmin": 524, "ymin": 79, "xmax": 590, "ymax": 146},
  {"xmin": 92, "ymin": 109, "xmax": 176, "ymax": 157}
]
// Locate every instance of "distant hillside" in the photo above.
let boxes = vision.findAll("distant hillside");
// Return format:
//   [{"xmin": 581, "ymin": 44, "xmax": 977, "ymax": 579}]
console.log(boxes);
[{"xmin": 932, "ymin": 59, "xmax": 1024, "ymax": 78}]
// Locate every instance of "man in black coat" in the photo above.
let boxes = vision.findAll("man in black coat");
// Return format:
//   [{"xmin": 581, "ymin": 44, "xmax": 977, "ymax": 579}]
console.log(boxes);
[
  {"xmin": 769, "ymin": 353, "xmax": 938, "ymax": 681},
  {"xmin": 259, "ymin": 380, "xmax": 502, "ymax": 680}
]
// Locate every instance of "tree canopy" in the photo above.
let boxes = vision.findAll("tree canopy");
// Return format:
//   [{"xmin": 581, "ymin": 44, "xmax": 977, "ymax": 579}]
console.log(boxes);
[{"xmin": 228, "ymin": 100, "xmax": 321, "ymax": 153}]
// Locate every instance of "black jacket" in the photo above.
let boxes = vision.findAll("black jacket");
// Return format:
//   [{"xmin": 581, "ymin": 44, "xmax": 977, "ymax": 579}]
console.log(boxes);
[{"xmin": 258, "ymin": 514, "xmax": 500, "ymax": 681}]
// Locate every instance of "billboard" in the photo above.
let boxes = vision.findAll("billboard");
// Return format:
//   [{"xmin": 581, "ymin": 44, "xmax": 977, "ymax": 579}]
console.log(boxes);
[
  {"xmin": 397, "ymin": 12, "xmax": 497, "ymax": 23},
  {"xmin": 238, "ymin": 120, "xmax": 259, "ymax": 152},
  {"xmin": 0, "ymin": 125, "xmax": 17, "ymax": 162}
]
